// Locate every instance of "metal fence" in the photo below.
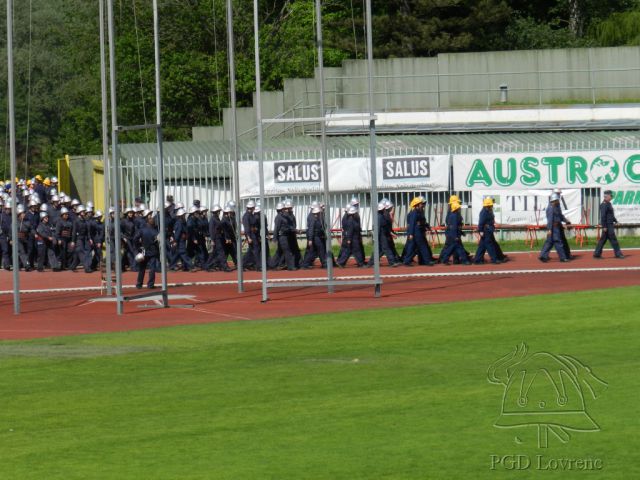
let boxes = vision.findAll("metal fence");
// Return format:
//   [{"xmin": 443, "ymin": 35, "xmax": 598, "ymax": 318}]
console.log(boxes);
[{"xmin": 118, "ymin": 139, "xmax": 640, "ymax": 231}]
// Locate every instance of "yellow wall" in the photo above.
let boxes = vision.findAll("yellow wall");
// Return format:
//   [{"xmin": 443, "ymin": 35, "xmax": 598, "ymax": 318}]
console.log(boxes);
[{"xmin": 92, "ymin": 160, "xmax": 105, "ymax": 211}]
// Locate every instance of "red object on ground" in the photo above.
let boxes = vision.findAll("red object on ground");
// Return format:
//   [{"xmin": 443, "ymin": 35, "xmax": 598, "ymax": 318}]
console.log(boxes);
[{"xmin": 0, "ymin": 251, "xmax": 637, "ymax": 340}]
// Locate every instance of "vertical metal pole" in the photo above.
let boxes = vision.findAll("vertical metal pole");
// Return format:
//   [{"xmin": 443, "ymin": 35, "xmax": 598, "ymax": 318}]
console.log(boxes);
[
  {"xmin": 365, "ymin": 0, "xmax": 381, "ymax": 296},
  {"xmin": 107, "ymin": 0, "xmax": 123, "ymax": 314},
  {"xmin": 253, "ymin": 0, "xmax": 268, "ymax": 302},
  {"xmin": 99, "ymin": 0, "xmax": 112, "ymax": 295},
  {"xmin": 7, "ymin": 0, "xmax": 19, "ymax": 314},
  {"xmin": 315, "ymin": 0, "xmax": 334, "ymax": 293},
  {"xmin": 226, "ymin": 0, "xmax": 243, "ymax": 291},
  {"xmin": 152, "ymin": 0, "xmax": 168, "ymax": 306}
]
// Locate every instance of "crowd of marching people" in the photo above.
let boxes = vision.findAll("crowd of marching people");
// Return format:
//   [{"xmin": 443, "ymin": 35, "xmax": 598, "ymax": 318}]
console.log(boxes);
[{"xmin": 0, "ymin": 176, "xmax": 625, "ymax": 287}]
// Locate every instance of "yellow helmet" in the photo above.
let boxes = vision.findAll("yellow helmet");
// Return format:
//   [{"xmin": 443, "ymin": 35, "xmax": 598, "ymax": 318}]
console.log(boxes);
[
  {"xmin": 410, "ymin": 196, "xmax": 425, "ymax": 209},
  {"xmin": 448, "ymin": 195, "xmax": 460, "ymax": 205},
  {"xmin": 483, "ymin": 197, "xmax": 494, "ymax": 207},
  {"xmin": 451, "ymin": 201, "xmax": 461, "ymax": 212},
  {"xmin": 35, "ymin": 174, "xmax": 43, "ymax": 182},
  {"xmin": 44, "ymin": 178, "xmax": 51, "ymax": 186}
]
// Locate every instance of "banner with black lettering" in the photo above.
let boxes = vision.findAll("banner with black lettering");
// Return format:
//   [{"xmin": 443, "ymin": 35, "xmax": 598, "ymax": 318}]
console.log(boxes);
[
  {"xmin": 471, "ymin": 189, "xmax": 582, "ymax": 226},
  {"xmin": 239, "ymin": 155, "xmax": 450, "ymax": 197},
  {"xmin": 607, "ymin": 189, "xmax": 640, "ymax": 224}
]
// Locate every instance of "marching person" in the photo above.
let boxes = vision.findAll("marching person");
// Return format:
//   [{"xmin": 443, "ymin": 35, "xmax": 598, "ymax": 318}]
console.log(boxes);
[
  {"xmin": 133, "ymin": 215, "xmax": 160, "ymax": 289},
  {"xmin": 336, "ymin": 206, "xmax": 366, "ymax": 267},
  {"xmin": 35, "ymin": 212, "xmax": 60, "ymax": 272},
  {"xmin": 90, "ymin": 210, "xmax": 105, "ymax": 271},
  {"xmin": 539, "ymin": 193, "xmax": 570, "ymax": 263},
  {"xmin": 221, "ymin": 204, "xmax": 238, "ymax": 268},
  {"xmin": 56, "ymin": 207, "xmax": 74, "ymax": 270},
  {"xmin": 16, "ymin": 205, "xmax": 33, "ymax": 271},
  {"xmin": 302, "ymin": 205, "xmax": 327, "ymax": 269},
  {"xmin": 283, "ymin": 200, "xmax": 301, "ymax": 268},
  {"xmin": 271, "ymin": 202, "xmax": 295, "ymax": 270},
  {"xmin": 121, "ymin": 207, "xmax": 138, "ymax": 271},
  {"xmin": 70, "ymin": 205, "xmax": 94, "ymax": 273},
  {"xmin": 593, "ymin": 190, "xmax": 625, "ymax": 259},
  {"xmin": 0, "ymin": 202, "xmax": 11, "ymax": 270},
  {"xmin": 474, "ymin": 197, "xmax": 501, "ymax": 264},
  {"xmin": 242, "ymin": 201, "xmax": 259, "ymax": 270},
  {"xmin": 169, "ymin": 208, "xmax": 193, "ymax": 271},
  {"xmin": 439, "ymin": 197, "xmax": 471, "ymax": 265},
  {"xmin": 206, "ymin": 204, "xmax": 231, "ymax": 272},
  {"xmin": 402, "ymin": 196, "xmax": 435, "ymax": 266},
  {"xmin": 552, "ymin": 188, "xmax": 573, "ymax": 259},
  {"xmin": 368, "ymin": 201, "xmax": 400, "ymax": 267}
]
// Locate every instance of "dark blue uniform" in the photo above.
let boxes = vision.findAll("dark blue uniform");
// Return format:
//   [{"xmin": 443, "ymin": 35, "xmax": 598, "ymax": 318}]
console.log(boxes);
[
  {"xmin": 271, "ymin": 211, "xmax": 296, "ymax": 270},
  {"xmin": 0, "ymin": 209, "xmax": 11, "ymax": 269},
  {"xmin": 121, "ymin": 215, "xmax": 138, "ymax": 271},
  {"xmin": 71, "ymin": 216, "xmax": 93, "ymax": 272},
  {"xmin": 134, "ymin": 223, "xmax": 160, "ymax": 288},
  {"xmin": 402, "ymin": 208, "xmax": 435, "ymax": 265},
  {"xmin": 539, "ymin": 203, "xmax": 568, "ymax": 262},
  {"xmin": 337, "ymin": 214, "xmax": 365, "ymax": 267},
  {"xmin": 90, "ymin": 217, "xmax": 105, "ymax": 270},
  {"xmin": 439, "ymin": 209, "xmax": 470, "ymax": 264},
  {"xmin": 169, "ymin": 217, "xmax": 192, "ymax": 271},
  {"xmin": 474, "ymin": 207, "xmax": 499, "ymax": 263},
  {"xmin": 302, "ymin": 213, "xmax": 327, "ymax": 268},
  {"xmin": 594, "ymin": 200, "xmax": 623, "ymax": 258},
  {"xmin": 36, "ymin": 220, "xmax": 59, "ymax": 271},
  {"xmin": 56, "ymin": 216, "xmax": 74, "ymax": 270},
  {"xmin": 206, "ymin": 214, "xmax": 230, "ymax": 271},
  {"xmin": 221, "ymin": 213, "xmax": 238, "ymax": 266},
  {"xmin": 368, "ymin": 210, "xmax": 399, "ymax": 266}
]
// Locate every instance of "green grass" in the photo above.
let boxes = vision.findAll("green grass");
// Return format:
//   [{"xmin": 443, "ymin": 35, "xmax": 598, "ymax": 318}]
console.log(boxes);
[{"xmin": 1, "ymin": 287, "xmax": 639, "ymax": 479}]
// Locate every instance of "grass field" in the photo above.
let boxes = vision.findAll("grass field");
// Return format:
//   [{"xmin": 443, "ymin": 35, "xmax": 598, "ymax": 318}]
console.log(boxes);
[{"xmin": 1, "ymin": 287, "xmax": 639, "ymax": 479}]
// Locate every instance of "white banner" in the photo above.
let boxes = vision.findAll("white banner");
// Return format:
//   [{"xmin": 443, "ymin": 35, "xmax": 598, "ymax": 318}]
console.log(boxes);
[
  {"xmin": 606, "ymin": 189, "xmax": 640, "ymax": 224},
  {"xmin": 239, "ymin": 155, "xmax": 450, "ymax": 197},
  {"xmin": 471, "ymin": 189, "xmax": 582, "ymax": 226},
  {"xmin": 454, "ymin": 150, "xmax": 640, "ymax": 190}
]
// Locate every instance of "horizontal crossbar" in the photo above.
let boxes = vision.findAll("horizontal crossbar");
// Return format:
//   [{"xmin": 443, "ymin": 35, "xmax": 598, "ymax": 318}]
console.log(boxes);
[
  {"xmin": 266, "ymin": 279, "xmax": 382, "ymax": 289},
  {"xmin": 123, "ymin": 289, "xmax": 169, "ymax": 301},
  {"xmin": 116, "ymin": 123, "xmax": 161, "ymax": 132},
  {"xmin": 261, "ymin": 115, "xmax": 376, "ymax": 124}
]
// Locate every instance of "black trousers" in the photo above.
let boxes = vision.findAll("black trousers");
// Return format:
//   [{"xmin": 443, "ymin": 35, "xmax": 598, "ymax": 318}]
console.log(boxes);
[{"xmin": 594, "ymin": 225, "xmax": 622, "ymax": 257}]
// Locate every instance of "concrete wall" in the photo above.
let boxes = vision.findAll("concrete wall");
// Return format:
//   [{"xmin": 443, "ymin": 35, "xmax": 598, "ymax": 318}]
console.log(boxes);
[{"xmin": 200, "ymin": 46, "xmax": 640, "ymax": 141}]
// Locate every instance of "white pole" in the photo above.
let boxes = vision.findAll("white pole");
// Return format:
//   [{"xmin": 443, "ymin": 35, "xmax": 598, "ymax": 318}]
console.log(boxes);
[
  {"xmin": 226, "ymin": 0, "xmax": 244, "ymax": 291},
  {"xmin": 106, "ymin": 0, "xmax": 124, "ymax": 314},
  {"xmin": 152, "ymin": 0, "xmax": 168, "ymax": 306},
  {"xmin": 253, "ymin": 0, "xmax": 268, "ymax": 301},
  {"xmin": 99, "ymin": 0, "xmax": 112, "ymax": 295},
  {"xmin": 7, "ymin": 0, "xmax": 20, "ymax": 314}
]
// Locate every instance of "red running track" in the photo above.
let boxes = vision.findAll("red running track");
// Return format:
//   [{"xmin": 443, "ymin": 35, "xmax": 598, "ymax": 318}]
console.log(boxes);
[{"xmin": 0, "ymin": 250, "xmax": 638, "ymax": 340}]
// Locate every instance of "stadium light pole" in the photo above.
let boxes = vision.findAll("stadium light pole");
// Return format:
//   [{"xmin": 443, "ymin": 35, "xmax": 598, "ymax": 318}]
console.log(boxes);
[
  {"xmin": 253, "ymin": 0, "xmax": 268, "ymax": 302},
  {"xmin": 7, "ymin": 0, "xmax": 20, "ymax": 314},
  {"xmin": 365, "ymin": 0, "xmax": 381, "ymax": 295},
  {"xmin": 314, "ymin": 0, "xmax": 334, "ymax": 293},
  {"xmin": 226, "ymin": 0, "xmax": 244, "ymax": 292},
  {"xmin": 99, "ymin": 0, "xmax": 113, "ymax": 295},
  {"xmin": 106, "ymin": 0, "xmax": 124, "ymax": 314}
]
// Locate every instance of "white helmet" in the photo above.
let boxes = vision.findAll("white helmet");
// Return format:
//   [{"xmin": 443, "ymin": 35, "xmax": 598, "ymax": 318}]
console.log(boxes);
[
  {"xmin": 227, "ymin": 200, "xmax": 237, "ymax": 209},
  {"xmin": 142, "ymin": 209, "xmax": 152, "ymax": 217},
  {"xmin": 60, "ymin": 207, "xmax": 69, "ymax": 215},
  {"xmin": 283, "ymin": 199, "xmax": 293, "ymax": 208},
  {"xmin": 39, "ymin": 211, "xmax": 49, "ymax": 219},
  {"xmin": 246, "ymin": 200, "xmax": 256, "ymax": 209},
  {"xmin": 58, "ymin": 191, "xmax": 66, "ymax": 198},
  {"xmin": 310, "ymin": 200, "xmax": 319, "ymax": 209},
  {"xmin": 211, "ymin": 204, "xmax": 222, "ymax": 213},
  {"xmin": 135, "ymin": 251, "xmax": 145, "ymax": 263},
  {"xmin": 348, "ymin": 206, "xmax": 358, "ymax": 215},
  {"xmin": 550, "ymin": 193, "xmax": 560, "ymax": 202},
  {"xmin": 77, "ymin": 205, "xmax": 86, "ymax": 213},
  {"xmin": 164, "ymin": 201, "xmax": 171, "ymax": 209},
  {"xmin": 176, "ymin": 208, "xmax": 186, "ymax": 217},
  {"xmin": 175, "ymin": 202, "xmax": 184, "ymax": 210},
  {"xmin": 350, "ymin": 196, "xmax": 360, "ymax": 206},
  {"xmin": 86, "ymin": 201, "xmax": 94, "ymax": 209},
  {"xmin": 71, "ymin": 199, "xmax": 80, "ymax": 207},
  {"xmin": 108, "ymin": 207, "xmax": 115, "ymax": 214},
  {"xmin": 50, "ymin": 195, "xmax": 60, "ymax": 203},
  {"xmin": 223, "ymin": 205, "xmax": 232, "ymax": 213},
  {"xmin": 49, "ymin": 188, "xmax": 57, "ymax": 196},
  {"xmin": 199, "ymin": 206, "xmax": 208, "ymax": 213},
  {"xmin": 28, "ymin": 199, "xmax": 39, "ymax": 207},
  {"xmin": 311, "ymin": 206, "xmax": 322, "ymax": 214},
  {"xmin": 188, "ymin": 206, "xmax": 198, "ymax": 215},
  {"xmin": 377, "ymin": 201, "xmax": 386, "ymax": 211},
  {"xmin": 17, "ymin": 204, "xmax": 25, "ymax": 214},
  {"xmin": 276, "ymin": 202, "xmax": 284, "ymax": 211},
  {"xmin": 384, "ymin": 200, "xmax": 393, "ymax": 209},
  {"xmin": 31, "ymin": 194, "xmax": 41, "ymax": 204},
  {"xmin": 95, "ymin": 210, "xmax": 103, "ymax": 218},
  {"xmin": 51, "ymin": 176, "xmax": 58, "ymax": 184},
  {"xmin": 344, "ymin": 203, "xmax": 351, "ymax": 211},
  {"xmin": 39, "ymin": 204, "xmax": 48, "ymax": 212}
]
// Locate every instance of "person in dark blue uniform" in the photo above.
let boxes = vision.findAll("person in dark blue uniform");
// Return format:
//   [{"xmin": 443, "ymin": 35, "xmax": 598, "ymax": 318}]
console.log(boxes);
[
  {"xmin": 539, "ymin": 193, "xmax": 570, "ymax": 263},
  {"xmin": 206, "ymin": 204, "xmax": 231, "ymax": 271},
  {"xmin": 35, "ymin": 212, "xmax": 60, "ymax": 271},
  {"xmin": 241, "ymin": 201, "xmax": 259, "ymax": 270},
  {"xmin": 133, "ymin": 216, "xmax": 160, "ymax": 289},
  {"xmin": 121, "ymin": 207, "xmax": 138, "ymax": 271},
  {"xmin": 90, "ymin": 210, "xmax": 105, "ymax": 271},
  {"xmin": 221, "ymin": 204, "xmax": 238, "ymax": 267},
  {"xmin": 55, "ymin": 207, "xmax": 73, "ymax": 270},
  {"xmin": 553, "ymin": 188, "xmax": 574, "ymax": 259},
  {"xmin": 302, "ymin": 206, "xmax": 327, "ymax": 269},
  {"xmin": 271, "ymin": 202, "xmax": 296, "ymax": 270},
  {"xmin": 187, "ymin": 207, "xmax": 205, "ymax": 269},
  {"xmin": 594, "ymin": 190, "xmax": 624, "ymax": 259},
  {"xmin": 368, "ymin": 201, "xmax": 400, "ymax": 267},
  {"xmin": 474, "ymin": 197, "xmax": 501, "ymax": 264},
  {"xmin": 16, "ymin": 205, "xmax": 33, "ymax": 271},
  {"xmin": 402, "ymin": 196, "xmax": 435, "ymax": 266},
  {"xmin": 439, "ymin": 198, "xmax": 471, "ymax": 265},
  {"xmin": 302, "ymin": 201, "xmax": 320, "ymax": 267},
  {"xmin": 0, "ymin": 202, "xmax": 11, "ymax": 270},
  {"xmin": 169, "ymin": 208, "xmax": 193, "ymax": 271},
  {"xmin": 70, "ymin": 205, "xmax": 94, "ymax": 273},
  {"xmin": 336, "ymin": 206, "xmax": 365, "ymax": 267},
  {"xmin": 283, "ymin": 200, "xmax": 301, "ymax": 268}
]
